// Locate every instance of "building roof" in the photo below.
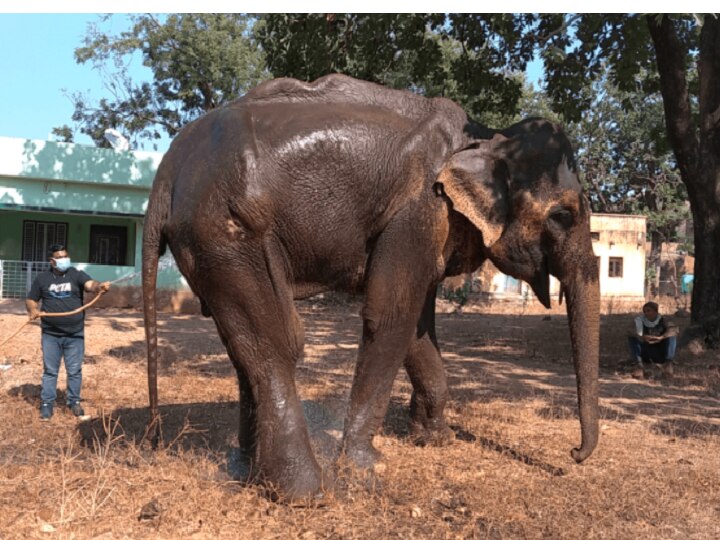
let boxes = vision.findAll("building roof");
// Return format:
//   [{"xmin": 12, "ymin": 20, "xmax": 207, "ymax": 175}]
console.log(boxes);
[
  {"xmin": 0, "ymin": 136, "xmax": 163, "ymax": 217},
  {"xmin": 0, "ymin": 136, "xmax": 162, "ymax": 188},
  {"xmin": 590, "ymin": 212, "xmax": 647, "ymax": 221}
]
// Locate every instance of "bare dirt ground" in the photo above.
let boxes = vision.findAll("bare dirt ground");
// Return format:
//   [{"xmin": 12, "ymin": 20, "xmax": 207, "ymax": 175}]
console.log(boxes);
[{"xmin": 0, "ymin": 297, "xmax": 719, "ymax": 539}]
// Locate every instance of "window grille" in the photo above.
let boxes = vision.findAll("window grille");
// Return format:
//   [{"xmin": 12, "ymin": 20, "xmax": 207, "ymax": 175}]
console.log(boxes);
[
  {"xmin": 609, "ymin": 257, "xmax": 623, "ymax": 278},
  {"xmin": 22, "ymin": 220, "xmax": 68, "ymax": 261}
]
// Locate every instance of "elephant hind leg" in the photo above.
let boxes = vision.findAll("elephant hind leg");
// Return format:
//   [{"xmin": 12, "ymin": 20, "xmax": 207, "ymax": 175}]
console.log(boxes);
[
  {"xmin": 215, "ymin": 328, "xmax": 257, "ymax": 461},
  {"xmin": 199, "ymin": 241, "xmax": 322, "ymax": 500}
]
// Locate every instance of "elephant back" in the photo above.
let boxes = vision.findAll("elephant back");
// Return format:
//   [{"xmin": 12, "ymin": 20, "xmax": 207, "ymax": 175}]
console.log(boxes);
[{"xmin": 238, "ymin": 74, "xmax": 466, "ymax": 129}]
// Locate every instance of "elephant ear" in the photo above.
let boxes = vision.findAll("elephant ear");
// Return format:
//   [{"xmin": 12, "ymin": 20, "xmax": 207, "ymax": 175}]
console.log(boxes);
[{"xmin": 436, "ymin": 135, "xmax": 510, "ymax": 247}]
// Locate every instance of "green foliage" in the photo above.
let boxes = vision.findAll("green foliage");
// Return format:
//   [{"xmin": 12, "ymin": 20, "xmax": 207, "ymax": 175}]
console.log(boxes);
[
  {"xmin": 256, "ymin": 14, "xmax": 440, "ymax": 88},
  {"xmin": 64, "ymin": 14, "xmax": 268, "ymax": 149},
  {"xmin": 535, "ymin": 14, "xmax": 704, "ymax": 251},
  {"xmin": 256, "ymin": 14, "xmax": 539, "ymax": 124},
  {"xmin": 438, "ymin": 281, "xmax": 471, "ymax": 306},
  {"xmin": 645, "ymin": 264, "xmax": 657, "ymax": 283},
  {"xmin": 51, "ymin": 125, "xmax": 74, "ymax": 143},
  {"xmin": 538, "ymin": 14, "xmax": 700, "ymax": 122},
  {"xmin": 564, "ymin": 75, "xmax": 689, "ymax": 241}
]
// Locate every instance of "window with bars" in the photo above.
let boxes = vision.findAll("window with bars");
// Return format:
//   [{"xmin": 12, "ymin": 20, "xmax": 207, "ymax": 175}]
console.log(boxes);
[
  {"xmin": 22, "ymin": 221, "xmax": 68, "ymax": 261},
  {"xmin": 608, "ymin": 257, "xmax": 623, "ymax": 278},
  {"xmin": 89, "ymin": 225, "xmax": 127, "ymax": 265}
]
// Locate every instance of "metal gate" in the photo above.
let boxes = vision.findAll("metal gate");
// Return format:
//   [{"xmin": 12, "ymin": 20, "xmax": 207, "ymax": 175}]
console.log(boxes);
[{"xmin": 0, "ymin": 260, "xmax": 51, "ymax": 299}]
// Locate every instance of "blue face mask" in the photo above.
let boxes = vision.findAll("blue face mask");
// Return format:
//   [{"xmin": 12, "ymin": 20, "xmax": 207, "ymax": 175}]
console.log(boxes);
[{"xmin": 53, "ymin": 257, "xmax": 71, "ymax": 272}]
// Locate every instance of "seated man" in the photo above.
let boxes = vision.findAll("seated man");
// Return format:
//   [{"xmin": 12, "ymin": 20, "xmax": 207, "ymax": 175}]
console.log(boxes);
[{"xmin": 627, "ymin": 301, "xmax": 678, "ymax": 378}]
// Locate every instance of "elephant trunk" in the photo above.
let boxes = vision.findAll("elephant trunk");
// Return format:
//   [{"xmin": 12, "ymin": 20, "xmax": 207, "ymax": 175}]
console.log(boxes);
[{"xmin": 562, "ymin": 265, "xmax": 600, "ymax": 463}]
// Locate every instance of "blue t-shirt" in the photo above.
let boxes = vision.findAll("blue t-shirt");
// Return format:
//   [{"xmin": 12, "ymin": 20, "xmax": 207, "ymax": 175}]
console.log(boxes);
[{"xmin": 27, "ymin": 268, "xmax": 92, "ymax": 336}]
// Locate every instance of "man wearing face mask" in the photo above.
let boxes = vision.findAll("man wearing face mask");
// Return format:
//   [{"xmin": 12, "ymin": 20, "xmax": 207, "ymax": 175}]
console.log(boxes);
[{"xmin": 26, "ymin": 244, "xmax": 111, "ymax": 420}]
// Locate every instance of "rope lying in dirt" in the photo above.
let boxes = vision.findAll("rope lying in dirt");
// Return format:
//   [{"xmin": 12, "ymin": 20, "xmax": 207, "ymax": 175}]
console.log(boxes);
[{"xmin": 0, "ymin": 290, "xmax": 106, "ymax": 350}]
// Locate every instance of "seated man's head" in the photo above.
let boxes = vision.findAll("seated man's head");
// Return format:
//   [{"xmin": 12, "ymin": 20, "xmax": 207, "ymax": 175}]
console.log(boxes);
[{"xmin": 642, "ymin": 301, "xmax": 659, "ymax": 321}]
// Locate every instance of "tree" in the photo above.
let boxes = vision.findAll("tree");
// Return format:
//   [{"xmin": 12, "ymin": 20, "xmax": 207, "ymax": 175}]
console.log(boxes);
[
  {"xmin": 541, "ymin": 14, "xmax": 720, "ymax": 344},
  {"xmin": 59, "ymin": 14, "xmax": 268, "ymax": 149},
  {"xmin": 256, "ymin": 14, "xmax": 537, "ymax": 126},
  {"xmin": 569, "ymin": 76, "xmax": 689, "ymax": 249}
]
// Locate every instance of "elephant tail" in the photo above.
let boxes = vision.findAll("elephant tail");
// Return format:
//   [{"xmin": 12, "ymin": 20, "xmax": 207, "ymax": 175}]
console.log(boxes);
[{"xmin": 142, "ymin": 158, "xmax": 172, "ymax": 448}]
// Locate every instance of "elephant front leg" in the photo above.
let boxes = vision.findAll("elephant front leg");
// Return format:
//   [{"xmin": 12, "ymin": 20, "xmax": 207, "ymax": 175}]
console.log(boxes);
[
  {"xmin": 340, "ymin": 221, "xmax": 437, "ymax": 468},
  {"xmin": 341, "ymin": 318, "xmax": 420, "ymax": 468},
  {"xmin": 237, "ymin": 369, "xmax": 257, "ymax": 459},
  {"xmin": 404, "ymin": 289, "xmax": 455, "ymax": 447}
]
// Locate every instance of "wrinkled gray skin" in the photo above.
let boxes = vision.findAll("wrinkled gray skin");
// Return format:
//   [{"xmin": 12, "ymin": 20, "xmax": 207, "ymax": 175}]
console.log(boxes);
[{"xmin": 143, "ymin": 74, "xmax": 599, "ymax": 499}]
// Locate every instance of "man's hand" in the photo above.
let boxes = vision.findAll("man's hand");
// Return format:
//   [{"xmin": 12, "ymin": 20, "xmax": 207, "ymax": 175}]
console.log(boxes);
[
  {"xmin": 85, "ymin": 280, "xmax": 111, "ymax": 293},
  {"xmin": 26, "ymin": 299, "xmax": 40, "ymax": 321},
  {"xmin": 644, "ymin": 335, "xmax": 662, "ymax": 344}
]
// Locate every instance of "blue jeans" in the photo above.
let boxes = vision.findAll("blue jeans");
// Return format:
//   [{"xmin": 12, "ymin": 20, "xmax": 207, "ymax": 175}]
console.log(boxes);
[
  {"xmin": 41, "ymin": 333, "xmax": 85, "ymax": 405},
  {"xmin": 628, "ymin": 335, "xmax": 677, "ymax": 364}
]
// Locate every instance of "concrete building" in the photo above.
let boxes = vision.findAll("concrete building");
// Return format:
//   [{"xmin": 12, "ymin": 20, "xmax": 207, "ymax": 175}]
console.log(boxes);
[
  {"xmin": 590, "ymin": 213, "xmax": 647, "ymax": 300},
  {"xmin": 0, "ymin": 136, "xmax": 184, "ymax": 302}
]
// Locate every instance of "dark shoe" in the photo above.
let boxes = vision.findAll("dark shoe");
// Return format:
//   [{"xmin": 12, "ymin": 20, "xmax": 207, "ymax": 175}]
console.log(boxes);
[
  {"xmin": 40, "ymin": 402, "xmax": 53, "ymax": 421},
  {"xmin": 620, "ymin": 358, "xmax": 641, "ymax": 370},
  {"xmin": 631, "ymin": 365, "xmax": 645, "ymax": 379},
  {"xmin": 68, "ymin": 402, "xmax": 85, "ymax": 417},
  {"xmin": 662, "ymin": 362, "xmax": 674, "ymax": 377}
]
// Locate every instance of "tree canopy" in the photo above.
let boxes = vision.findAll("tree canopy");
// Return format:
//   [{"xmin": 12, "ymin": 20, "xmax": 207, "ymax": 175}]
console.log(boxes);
[
  {"xmin": 560, "ymin": 77, "xmax": 690, "ymax": 249},
  {"xmin": 56, "ymin": 14, "xmax": 267, "ymax": 149},
  {"xmin": 256, "ymin": 13, "xmax": 538, "ymax": 126}
]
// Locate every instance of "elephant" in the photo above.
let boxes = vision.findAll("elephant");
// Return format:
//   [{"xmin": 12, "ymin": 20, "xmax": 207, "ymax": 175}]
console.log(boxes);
[{"xmin": 142, "ymin": 74, "xmax": 599, "ymax": 499}]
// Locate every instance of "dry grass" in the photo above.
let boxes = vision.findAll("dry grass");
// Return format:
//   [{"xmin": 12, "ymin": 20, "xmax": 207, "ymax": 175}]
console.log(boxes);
[{"xmin": 1, "ymin": 298, "xmax": 719, "ymax": 539}]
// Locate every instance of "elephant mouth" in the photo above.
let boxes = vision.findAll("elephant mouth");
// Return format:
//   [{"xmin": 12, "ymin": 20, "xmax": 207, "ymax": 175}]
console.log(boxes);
[{"xmin": 529, "ymin": 258, "xmax": 551, "ymax": 308}]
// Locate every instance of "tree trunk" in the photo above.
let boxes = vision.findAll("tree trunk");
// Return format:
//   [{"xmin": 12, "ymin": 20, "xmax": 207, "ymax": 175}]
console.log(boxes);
[
  {"xmin": 690, "ymin": 187, "xmax": 720, "ymax": 330},
  {"xmin": 693, "ymin": 16, "xmax": 720, "ymax": 336},
  {"xmin": 648, "ymin": 15, "xmax": 720, "ymax": 345}
]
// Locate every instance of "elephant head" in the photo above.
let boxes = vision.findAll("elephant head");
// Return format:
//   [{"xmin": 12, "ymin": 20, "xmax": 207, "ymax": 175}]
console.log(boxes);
[{"xmin": 437, "ymin": 118, "xmax": 600, "ymax": 462}]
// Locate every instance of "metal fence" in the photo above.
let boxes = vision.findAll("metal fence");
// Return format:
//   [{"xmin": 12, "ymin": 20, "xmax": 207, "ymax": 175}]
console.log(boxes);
[{"xmin": 0, "ymin": 260, "xmax": 51, "ymax": 299}]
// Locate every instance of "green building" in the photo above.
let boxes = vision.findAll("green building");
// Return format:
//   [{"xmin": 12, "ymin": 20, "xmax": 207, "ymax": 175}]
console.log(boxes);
[{"xmin": 0, "ymin": 136, "xmax": 184, "ymax": 299}]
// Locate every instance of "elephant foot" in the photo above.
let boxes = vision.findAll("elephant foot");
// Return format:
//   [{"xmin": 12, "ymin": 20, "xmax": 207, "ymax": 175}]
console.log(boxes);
[
  {"xmin": 262, "ymin": 461, "xmax": 327, "ymax": 503},
  {"xmin": 410, "ymin": 419, "xmax": 456, "ymax": 447},
  {"xmin": 340, "ymin": 439, "xmax": 382, "ymax": 470},
  {"xmin": 251, "ymin": 436, "xmax": 327, "ymax": 502}
]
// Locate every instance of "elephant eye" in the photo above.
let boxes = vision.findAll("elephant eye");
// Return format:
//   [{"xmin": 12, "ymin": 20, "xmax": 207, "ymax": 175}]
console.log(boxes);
[{"xmin": 548, "ymin": 206, "xmax": 574, "ymax": 228}]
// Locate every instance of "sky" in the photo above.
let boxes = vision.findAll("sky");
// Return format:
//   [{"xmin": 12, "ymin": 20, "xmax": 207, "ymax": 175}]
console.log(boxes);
[
  {"xmin": 0, "ymin": 12, "xmax": 548, "ymax": 155},
  {"xmin": 0, "ymin": 14, "xmax": 160, "ymax": 149}
]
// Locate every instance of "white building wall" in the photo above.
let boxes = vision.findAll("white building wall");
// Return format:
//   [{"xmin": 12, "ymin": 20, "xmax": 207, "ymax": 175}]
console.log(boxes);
[{"xmin": 590, "ymin": 214, "xmax": 646, "ymax": 298}]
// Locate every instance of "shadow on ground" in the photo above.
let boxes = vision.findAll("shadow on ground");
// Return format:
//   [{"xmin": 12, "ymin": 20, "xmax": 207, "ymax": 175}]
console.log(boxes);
[{"xmin": 3, "ymin": 301, "xmax": 720, "ymax": 463}]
